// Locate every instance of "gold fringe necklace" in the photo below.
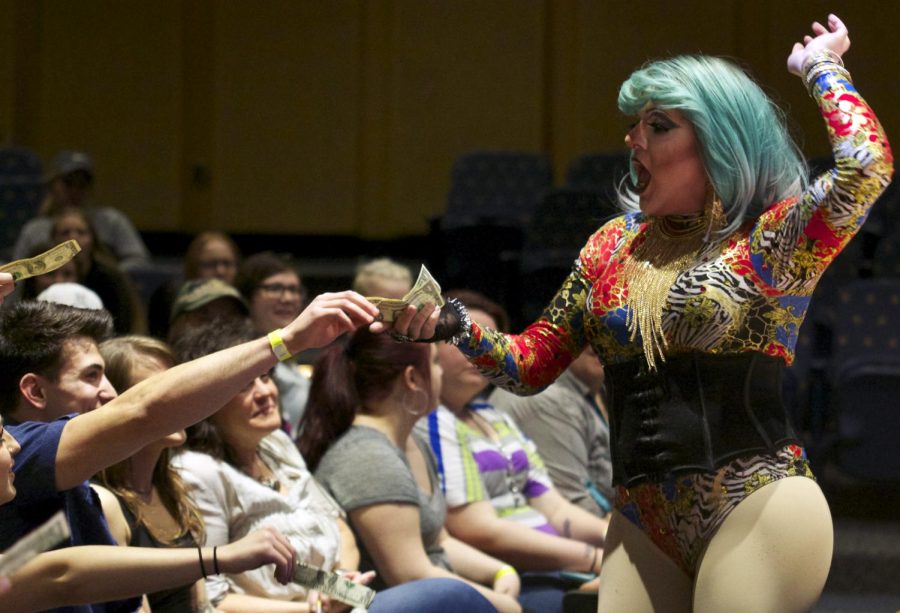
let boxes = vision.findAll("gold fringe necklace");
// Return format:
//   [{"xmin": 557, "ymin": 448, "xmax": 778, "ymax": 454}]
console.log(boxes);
[{"xmin": 623, "ymin": 199, "xmax": 726, "ymax": 371}]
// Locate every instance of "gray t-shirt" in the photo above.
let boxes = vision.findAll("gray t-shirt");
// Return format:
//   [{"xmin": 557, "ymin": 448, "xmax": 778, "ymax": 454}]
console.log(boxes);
[{"xmin": 314, "ymin": 425, "xmax": 450, "ymax": 589}]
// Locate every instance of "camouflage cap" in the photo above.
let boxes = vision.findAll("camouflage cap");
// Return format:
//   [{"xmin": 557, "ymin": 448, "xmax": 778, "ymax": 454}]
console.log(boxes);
[{"xmin": 171, "ymin": 278, "xmax": 248, "ymax": 321}]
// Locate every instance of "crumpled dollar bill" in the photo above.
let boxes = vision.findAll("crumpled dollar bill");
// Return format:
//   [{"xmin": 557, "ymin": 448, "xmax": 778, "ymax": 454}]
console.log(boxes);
[{"xmin": 366, "ymin": 264, "xmax": 444, "ymax": 323}]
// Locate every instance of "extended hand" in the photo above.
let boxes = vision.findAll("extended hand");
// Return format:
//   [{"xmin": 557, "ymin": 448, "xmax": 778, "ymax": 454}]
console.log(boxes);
[
  {"xmin": 787, "ymin": 13, "xmax": 850, "ymax": 76},
  {"xmin": 218, "ymin": 526, "xmax": 297, "ymax": 585},
  {"xmin": 285, "ymin": 291, "xmax": 379, "ymax": 353}
]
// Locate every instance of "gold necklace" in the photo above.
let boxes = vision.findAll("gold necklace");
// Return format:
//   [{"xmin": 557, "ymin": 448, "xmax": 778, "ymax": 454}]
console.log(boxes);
[{"xmin": 622, "ymin": 213, "xmax": 720, "ymax": 371}]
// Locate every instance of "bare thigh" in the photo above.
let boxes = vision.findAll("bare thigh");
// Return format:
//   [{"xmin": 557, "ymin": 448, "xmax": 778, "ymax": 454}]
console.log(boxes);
[
  {"xmin": 597, "ymin": 510, "xmax": 692, "ymax": 613},
  {"xmin": 693, "ymin": 476, "xmax": 833, "ymax": 613}
]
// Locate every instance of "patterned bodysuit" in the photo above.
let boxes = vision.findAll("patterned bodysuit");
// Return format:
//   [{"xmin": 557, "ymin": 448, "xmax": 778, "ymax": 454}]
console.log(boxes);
[{"xmin": 454, "ymin": 66, "xmax": 893, "ymax": 575}]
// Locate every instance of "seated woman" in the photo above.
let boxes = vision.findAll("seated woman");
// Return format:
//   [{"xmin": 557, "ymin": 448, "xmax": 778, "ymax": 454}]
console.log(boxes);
[
  {"xmin": 0, "ymin": 412, "xmax": 298, "ymax": 611},
  {"xmin": 148, "ymin": 230, "xmax": 242, "ymax": 339},
  {"xmin": 236, "ymin": 251, "xmax": 311, "ymax": 437},
  {"xmin": 171, "ymin": 318, "xmax": 495, "ymax": 613},
  {"xmin": 50, "ymin": 206, "xmax": 145, "ymax": 334},
  {"xmin": 418, "ymin": 291, "xmax": 608, "ymax": 592},
  {"xmin": 92, "ymin": 335, "xmax": 211, "ymax": 612},
  {"xmin": 299, "ymin": 329, "xmax": 522, "ymax": 613}
]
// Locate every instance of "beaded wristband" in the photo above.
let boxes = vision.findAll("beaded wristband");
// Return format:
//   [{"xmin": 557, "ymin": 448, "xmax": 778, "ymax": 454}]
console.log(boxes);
[
  {"xmin": 494, "ymin": 564, "xmax": 517, "ymax": 583},
  {"xmin": 802, "ymin": 50, "xmax": 851, "ymax": 96},
  {"xmin": 446, "ymin": 298, "xmax": 473, "ymax": 346},
  {"xmin": 267, "ymin": 329, "xmax": 293, "ymax": 362}
]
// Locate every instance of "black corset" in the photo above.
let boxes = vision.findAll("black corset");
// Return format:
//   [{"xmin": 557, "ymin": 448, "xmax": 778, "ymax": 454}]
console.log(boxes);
[{"xmin": 603, "ymin": 351, "xmax": 800, "ymax": 487}]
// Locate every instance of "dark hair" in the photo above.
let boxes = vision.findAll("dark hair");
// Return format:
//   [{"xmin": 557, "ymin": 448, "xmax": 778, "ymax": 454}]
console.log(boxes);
[
  {"xmin": 0, "ymin": 301, "xmax": 113, "ymax": 416},
  {"xmin": 96, "ymin": 336, "xmax": 206, "ymax": 545},
  {"xmin": 234, "ymin": 251, "xmax": 301, "ymax": 300},
  {"xmin": 298, "ymin": 329, "xmax": 431, "ymax": 471},
  {"xmin": 171, "ymin": 317, "xmax": 258, "ymax": 464},
  {"xmin": 183, "ymin": 231, "xmax": 242, "ymax": 280},
  {"xmin": 444, "ymin": 289, "xmax": 510, "ymax": 332}
]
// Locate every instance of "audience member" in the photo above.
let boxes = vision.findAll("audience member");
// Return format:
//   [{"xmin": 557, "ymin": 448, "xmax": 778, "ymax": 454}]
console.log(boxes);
[
  {"xmin": 236, "ymin": 251, "xmax": 310, "ymax": 436},
  {"xmin": 12, "ymin": 150, "xmax": 150, "ymax": 270},
  {"xmin": 352, "ymin": 257, "xmax": 413, "ymax": 299},
  {"xmin": 93, "ymin": 336, "xmax": 210, "ymax": 612},
  {"xmin": 148, "ymin": 231, "xmax": 241, "ymax": 339},
  {"xmin": 170, "ymin": 318, "xmax": 353, "ymax": 609},
  {"xmin": 0, "ymin": 414, "xmax": 295, "ymax": 610},
  {"xmin": 300, "ymin": 329, "xmax": 521, "ymax": 613},
  {"xmin": 50, "ymin": 208, "xmax": 145, "ymax": 334},
  {"xmin": 417, "ymin": 291, "xmax": 607, "ymax": 605},
  {"xmin": 167, "ymin": 278, "xmax": 248, "ymax": 344},
  {"xmin": 0, "ymin": 289, "xmax": 380, "ymax": 612},
  {"xmin": 490, "ymin": 346, "xmax": 614, "ymax": 518},
  {"xmin": 171, "ymin": 318, "xmax": 487, "ymax": 612}
]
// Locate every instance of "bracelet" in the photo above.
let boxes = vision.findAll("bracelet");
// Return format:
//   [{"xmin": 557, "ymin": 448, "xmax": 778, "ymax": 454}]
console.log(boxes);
[
  {"xmin": 446, "ymin": 298, "xmax": 473, "ymax": 346},
  {"xmin": 267, "ymin": 329, "xmax": 293, "ymax": 362},
  {"xmin": 213, "ymin": 545, "xmax": 221, "ymax": 575},
  {"xmin": 494, "ymin": 564, "xmax": 517, "ymax": 583},
  {"xmin": 197, "ymin": 546, "xmax": 208, "ymax": 578},
  {"xmin": 801, "ymin": 48, "xmax": 844, "ymax": 74}
]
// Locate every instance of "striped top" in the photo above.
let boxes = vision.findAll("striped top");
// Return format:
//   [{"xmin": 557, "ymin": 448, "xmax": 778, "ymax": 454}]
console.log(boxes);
[{"xmin": 419, "ymin": 401, "xmax": 557, "ymax": 535}]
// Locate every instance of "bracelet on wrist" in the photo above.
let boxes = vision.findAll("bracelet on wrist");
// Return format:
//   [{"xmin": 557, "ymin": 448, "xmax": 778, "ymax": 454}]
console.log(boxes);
[
  {"xmin": 197, "ymin": 546, "xmax": 208, "ymax": 578},
  {"xmin": 494, "ymin": 564, "xmax": 517, "ymax": 583},
  {"xmin": 267, "ymin": 329, "xmax": 294, "ymax": 362}
]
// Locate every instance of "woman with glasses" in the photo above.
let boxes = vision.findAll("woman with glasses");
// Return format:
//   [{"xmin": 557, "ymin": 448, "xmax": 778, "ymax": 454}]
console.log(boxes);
[
  {"xmin": 236, "ymin": 252, "xmax": 311, "ymax": 438},
  {"xmin": 149, "ymin": 231, "xmax": 243, "ymax": 339}
]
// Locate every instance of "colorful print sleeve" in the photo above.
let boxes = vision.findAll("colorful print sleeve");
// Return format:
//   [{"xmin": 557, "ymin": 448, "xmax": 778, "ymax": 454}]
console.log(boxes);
[
  {"xmin": 455, "ymin": 223, "xmax": 611, "ymax": 394},
  {"xmin": 751, "ymin": 65, "xmax": 894, "ymax": 293}
]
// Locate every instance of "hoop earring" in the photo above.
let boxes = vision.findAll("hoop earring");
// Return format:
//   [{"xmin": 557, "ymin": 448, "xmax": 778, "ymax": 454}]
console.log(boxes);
[{"xmin": 401, "ymin": 388, "xmax": 430, "ymax": 418}]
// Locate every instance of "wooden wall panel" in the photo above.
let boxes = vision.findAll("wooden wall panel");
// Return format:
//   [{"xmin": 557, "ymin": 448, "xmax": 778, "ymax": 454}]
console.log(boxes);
[
  {"xmin": 35, "ymin": 1, "xmax": 183, "ymax": 230},
  {"xmin": 4, "ymin": 1, "xmax": 897, "ymax": 239},
  {"xmin": 380, "ymin": 0, "xmax": 547, "ymax": 234},
  {"xmin": 210, "ymin": 1, "xmax": 362, "ymax": 234}
]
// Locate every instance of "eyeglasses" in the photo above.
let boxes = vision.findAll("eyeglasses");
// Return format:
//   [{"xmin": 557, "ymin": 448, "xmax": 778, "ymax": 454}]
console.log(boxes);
[
  {"xmin": 198, "ymin": 259, "xmax": 236, "ymax": 272},
  {"xmin": 257, "ymin": 283, "xmax": 305, "ymax": 300}
]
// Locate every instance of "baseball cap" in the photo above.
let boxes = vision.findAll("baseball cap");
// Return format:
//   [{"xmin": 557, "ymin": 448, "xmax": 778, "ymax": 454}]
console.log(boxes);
[
  {"xmin": 37, "ymin": 282, "xmax": 105, "ymax": 310},
  {"xmin": 171, "ymin": 278, "xmax": 248, "ymax": 321},
  {"xmin": 46, "ymin": 150, "xmax": 94, "ymax": 183}
]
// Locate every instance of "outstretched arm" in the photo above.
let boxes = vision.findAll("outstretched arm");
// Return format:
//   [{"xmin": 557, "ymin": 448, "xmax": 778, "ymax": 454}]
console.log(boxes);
[
  {"xmin": 755, "ymin": 14, "xmax": 893, "ymax": 292},
  {"xmin": 0, "ymin": 527, "xmax": 296, "ymax": 611},
  {"xmin": 55, "ymin": 291, "xmax": 379, "ymax": 490}
]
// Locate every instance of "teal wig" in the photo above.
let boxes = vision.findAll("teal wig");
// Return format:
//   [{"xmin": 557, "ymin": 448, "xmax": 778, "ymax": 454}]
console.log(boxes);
[{"xmin": 617, "ymin": 55, "xmax": 807, "ymax": 237}]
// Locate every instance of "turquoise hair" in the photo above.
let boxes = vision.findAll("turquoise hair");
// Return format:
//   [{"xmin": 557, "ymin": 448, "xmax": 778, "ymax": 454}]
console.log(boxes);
[{"xmin": 617, "ymin": 55, "xmax": 807, "ymax": 237}]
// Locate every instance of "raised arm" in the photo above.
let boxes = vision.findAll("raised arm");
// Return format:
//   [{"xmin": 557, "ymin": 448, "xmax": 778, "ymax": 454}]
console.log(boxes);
[
  {"xmin": 754, "ymin": 14, "xmax": 893, "ymax": 291},
  {"xmin": 55, "ymin": 291, "xmax": 378, "ymax": 490}
]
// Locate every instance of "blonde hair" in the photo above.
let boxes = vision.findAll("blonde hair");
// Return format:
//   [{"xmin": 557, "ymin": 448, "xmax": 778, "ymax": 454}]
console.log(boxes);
[
  {"xmin": 96, "ymin": 336, "xmax": 205, "ymax": 544},
  {"xmin": 352, "ymin": 258, "xmax": 413, "ymax": 295}
]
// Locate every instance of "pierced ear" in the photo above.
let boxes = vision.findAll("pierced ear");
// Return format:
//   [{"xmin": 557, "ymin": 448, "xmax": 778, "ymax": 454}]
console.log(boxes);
[
  {"xmin": 19, "ymin": 373, "xmax": 48, "ymax": 411},
  {"xmin": 402, "ymin": 365, "xmax": 421, "ymax": 391}
]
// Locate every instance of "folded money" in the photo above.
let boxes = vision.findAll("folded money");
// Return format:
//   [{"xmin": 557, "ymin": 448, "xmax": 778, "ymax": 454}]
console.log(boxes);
[
  {"xmin": 293, "ymin": 565, "xmax": 376, "ymax": 609},
  {"xmin": 0, "ymin": 511, "xmax": 71, "ymax": 576},
  {"xmin": 367, "ymin": 265, "xmax": 444, "ymax": 323},
  {"xmin": 0, "ymin": 240, "xmax": 82, "ymax": 282}
]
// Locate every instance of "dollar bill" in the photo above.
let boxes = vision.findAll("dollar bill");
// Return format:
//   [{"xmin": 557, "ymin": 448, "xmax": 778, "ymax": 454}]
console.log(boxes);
[
  {"xmin": 0, "ymin": 511, "xmax": 71, "ymax": 576},
  {"xmin": 293, "ymin": 564, "xmax": 376, "ymax": 609},
  {"xmin": 367, "ymin": 265, "xmax": 444, "ymax": 323},
  {"xmin": 0, "ymin": 240, "xmax": 82, "ymax": 282}
]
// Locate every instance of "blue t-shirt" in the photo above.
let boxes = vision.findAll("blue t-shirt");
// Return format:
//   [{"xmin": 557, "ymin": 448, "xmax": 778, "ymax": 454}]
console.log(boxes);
[{"xmin": 0, "ymin": 416, "xmax": 140, "ymax": 613}]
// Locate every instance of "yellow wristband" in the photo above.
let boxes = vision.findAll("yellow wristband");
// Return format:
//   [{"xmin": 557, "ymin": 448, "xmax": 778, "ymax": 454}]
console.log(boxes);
[
  {"xmin": 494, "ymin": 564, "xmax": 517, "ymax": 583},
  {"xmin": 267, "ymin": 329, "xmax": 293, "ymax": 362}
]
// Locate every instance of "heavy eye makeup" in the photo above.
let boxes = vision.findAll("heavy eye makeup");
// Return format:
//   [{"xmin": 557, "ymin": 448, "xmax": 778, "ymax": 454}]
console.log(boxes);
[{"xmin": 645, "ymin": 110, "xmax": 678, "ymax": 132}]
